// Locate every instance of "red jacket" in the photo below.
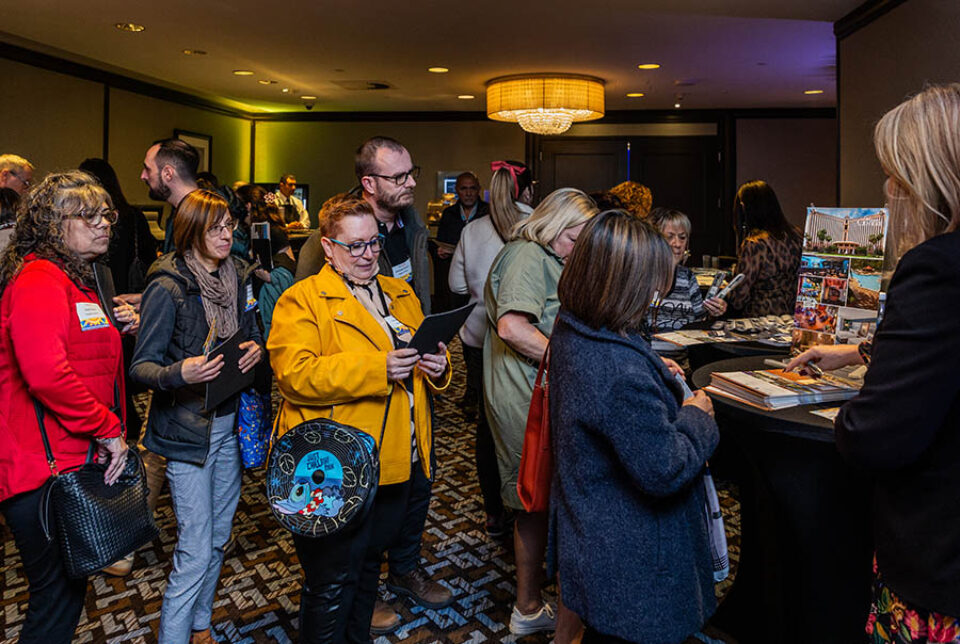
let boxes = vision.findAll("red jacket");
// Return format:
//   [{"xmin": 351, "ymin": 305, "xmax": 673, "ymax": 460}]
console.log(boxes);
[{"xmin": 0, "ymin": 256, "xmax": 125, "ymax": 502}]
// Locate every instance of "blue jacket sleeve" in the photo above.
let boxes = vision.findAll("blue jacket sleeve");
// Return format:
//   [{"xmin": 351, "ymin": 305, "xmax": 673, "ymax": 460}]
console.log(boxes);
[
  {"xmin": 836, "ymin": 241, "xmax": 960, "ymax": 470},
  {"xmin": 597, "ymin": 367, "xmax": 719, "ymax": 497},
  {"xmin": 130, "ymin": 280, "xmax": 188, "ymax": 391}
]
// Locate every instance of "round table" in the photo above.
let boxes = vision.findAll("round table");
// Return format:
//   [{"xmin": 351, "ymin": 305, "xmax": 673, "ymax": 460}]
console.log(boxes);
[{"xmin": 694, "ymin": 356, "xmax": 873, "ymax": 644}]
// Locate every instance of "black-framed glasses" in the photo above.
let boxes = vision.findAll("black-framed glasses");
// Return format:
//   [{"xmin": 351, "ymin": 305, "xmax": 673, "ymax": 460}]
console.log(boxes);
[
  {"xmin": 11, "ymin": 172, "xmax": 31, "ymax": 188},
  {"xmin": 74, "ymin": 208, "xmax": 119, "ymax": 226},
  {"xmin": 206, "ymin": 219, "xmax": 239, "ymax": 237},
  {"xmin": 367, "ymin": 166, "xmax": 421, "ymax": 186},
  {"xmin": 326, "ymin": 234, "xmax": 385, "ymax": 257}
]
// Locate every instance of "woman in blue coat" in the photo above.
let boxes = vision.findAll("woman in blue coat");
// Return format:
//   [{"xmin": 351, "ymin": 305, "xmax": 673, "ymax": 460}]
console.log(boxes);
[{"xmin": 549, "ymin": 210, "xmax": 720, "ymax": 643}]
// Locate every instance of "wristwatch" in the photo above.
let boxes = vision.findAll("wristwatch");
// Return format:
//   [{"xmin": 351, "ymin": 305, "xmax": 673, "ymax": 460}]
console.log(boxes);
[{"xmin": 857, "ymin": 340, "xmax": 872, "ymax": 365}]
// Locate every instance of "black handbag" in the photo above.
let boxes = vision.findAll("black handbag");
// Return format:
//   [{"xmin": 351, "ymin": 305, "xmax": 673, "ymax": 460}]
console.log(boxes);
[
  {"xmin": 266, "ymin": 389, "xmax": 392, "ymax": 538},
  {"xmin": 35, "ymin": 386, "xmax": 158, "ymax": 579}
]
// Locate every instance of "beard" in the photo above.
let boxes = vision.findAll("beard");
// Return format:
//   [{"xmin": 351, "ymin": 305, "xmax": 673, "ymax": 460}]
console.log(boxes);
[
  {"xmin": 147, "ymin": 179, "xmax": 171, "ymax": 202},
  {"xmin": 375, "ymin": 187, "xmax": 415, "ymax": 215}
]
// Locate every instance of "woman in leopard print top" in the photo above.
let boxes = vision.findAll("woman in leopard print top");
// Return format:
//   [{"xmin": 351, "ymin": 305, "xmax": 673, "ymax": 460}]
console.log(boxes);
[{"xmin": 726, "ymin": 181, "xmax": 802, "ymax": 317}]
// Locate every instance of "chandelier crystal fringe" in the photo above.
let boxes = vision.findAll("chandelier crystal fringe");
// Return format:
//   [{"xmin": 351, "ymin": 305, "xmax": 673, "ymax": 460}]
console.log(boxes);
[{"xmin": 486, "ymin": 74, "xmax": 605, "ymax": 135}]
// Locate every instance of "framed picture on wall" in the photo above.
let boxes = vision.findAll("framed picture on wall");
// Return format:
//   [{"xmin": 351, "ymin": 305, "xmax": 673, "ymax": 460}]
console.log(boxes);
[
  {"xmin": 174, "ymin": 129, "xmax": 212, "ymax": 173},
  {"xmin": 138, "ymin": 205, "xmax": 165, "ymax": 241}
]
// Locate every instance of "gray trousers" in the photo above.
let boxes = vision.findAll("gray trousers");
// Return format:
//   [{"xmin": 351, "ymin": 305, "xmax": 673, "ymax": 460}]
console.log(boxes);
[{"xmin": 158, "ymin": 413, "xmax": 241, "ymax": 643}]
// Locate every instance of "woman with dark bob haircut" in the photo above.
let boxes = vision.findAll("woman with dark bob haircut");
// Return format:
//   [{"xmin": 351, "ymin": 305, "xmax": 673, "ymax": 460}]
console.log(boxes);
[
  {"xmin": 131, "ymin": 190, "xmax": 263, "ymax": 644},
  {"xmin": 548, "ymin": 210, "xmax": 720, "ymax": 643}
]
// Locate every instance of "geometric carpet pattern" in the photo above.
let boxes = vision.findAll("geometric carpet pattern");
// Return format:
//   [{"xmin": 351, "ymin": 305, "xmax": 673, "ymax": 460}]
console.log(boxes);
[{"xmin": 0, "ymin": 337, "xmax": 739, "ymax": 643}]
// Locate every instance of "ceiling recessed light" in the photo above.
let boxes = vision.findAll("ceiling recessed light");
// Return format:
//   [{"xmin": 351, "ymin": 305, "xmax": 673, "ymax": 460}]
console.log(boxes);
[
  {"xmin": 626, "ymin": 92, "xmax": 645, "ymax": 98},
  {"xmin": 674, "ymin": 102, "xmax": 681, "ymax": 109},
  {"xmin": 182, "ymin": 49, "xmax": 206, "ymax": 56},
  {"xmin": 300, "ymin": 95, "xmax": 317, "ymax": 100},
  {"xmin": 233, "ymin": 70, "xmax": 254, "ymax": 76},
  {"xmin": 457, "ymin": 94, "xmax": 475, "ymax": 100},
  {"xmin": 637, "ymin": 63, "xmax": 661, "ymax": 70},
  {"xmin": 804, "ymin": 89, "xmax": 824, "ymax": 95},
  {"xmin": 258, "ymin": 79, "xmax": 278, "ymax": 85},
  {"xmin": 115, "ymin": 22, "xmax": 145, "ymax": 32},
  {"xmin": 281, "ymin": 87, "xmax": 290, "ymax": 93},
  {"xmin": 428, "ymin": 66, "xmax": 449, "ymax": 73}
]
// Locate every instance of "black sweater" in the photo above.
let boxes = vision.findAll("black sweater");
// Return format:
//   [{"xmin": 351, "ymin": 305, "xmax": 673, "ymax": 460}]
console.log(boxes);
[{"xmin": 836, "ymin": 230, "xmax": 960, "ymax": 616}]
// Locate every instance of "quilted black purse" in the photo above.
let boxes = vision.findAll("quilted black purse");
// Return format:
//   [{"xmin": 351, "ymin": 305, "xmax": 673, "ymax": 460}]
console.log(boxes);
[{"xmin": 35, "ymin": 389, "xmax": 158, "ymax": 579}]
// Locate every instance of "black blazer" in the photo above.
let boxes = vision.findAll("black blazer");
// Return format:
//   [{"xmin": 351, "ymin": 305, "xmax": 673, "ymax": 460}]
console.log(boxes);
[{"xmin": 836, "ymin": 229, "xmax": 960, "ymax": 616}]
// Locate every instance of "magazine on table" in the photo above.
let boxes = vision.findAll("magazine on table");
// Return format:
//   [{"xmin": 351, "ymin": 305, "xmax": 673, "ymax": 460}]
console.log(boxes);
[{"xmin": 705, "ymin": 368, "xmax": 860, "ymax": 411}]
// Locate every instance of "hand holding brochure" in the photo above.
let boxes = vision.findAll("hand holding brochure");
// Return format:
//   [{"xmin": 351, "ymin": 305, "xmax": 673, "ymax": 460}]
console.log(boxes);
[
  {"xmin": 408, "ymin": 303, "xmax": 475, "ymax": 355},
  {"xmin": 204, "ymin": 330, "xmax": 255, "ymax": 411},
  {"xmin": 705, "ymin": 368, "xmax": 860, "ymax": 411}
]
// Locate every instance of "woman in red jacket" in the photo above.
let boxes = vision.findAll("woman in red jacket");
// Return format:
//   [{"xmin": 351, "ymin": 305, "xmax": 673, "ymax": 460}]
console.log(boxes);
[{"xmin": 0, "ymin": 170, "xmax": 134, "ymax": 644}]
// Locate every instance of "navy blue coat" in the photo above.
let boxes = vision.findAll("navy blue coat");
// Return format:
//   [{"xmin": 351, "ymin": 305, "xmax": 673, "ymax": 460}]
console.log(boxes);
[{"xmin": 548, "ymin": 310, "xmax": 719, "ymax": 643}]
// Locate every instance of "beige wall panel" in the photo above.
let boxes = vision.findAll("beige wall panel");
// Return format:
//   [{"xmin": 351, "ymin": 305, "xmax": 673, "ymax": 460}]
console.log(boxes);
[
  {"xmin": 839, "ymin": 0, "xmax": 960, "ymax": 205},
  {"xmin": 255, "ymin": 120, "xmax": 525, "ymax": 221},
  {"xmin": 0, "ymin": 58, "xmax": 103, "ymax": 176},
  {"xmin": 737, "ymin": 118, "xmax": 837, "ymax": 228},
  {"xmin": 108, "ymin": 89, "xmax": 250, "ymax": 216}
]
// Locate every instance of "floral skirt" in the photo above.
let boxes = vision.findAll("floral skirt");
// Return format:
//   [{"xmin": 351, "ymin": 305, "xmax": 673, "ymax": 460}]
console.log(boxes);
[{"xmin": 868, "ymin": 558, "xmax": 960, "ymax": 643}]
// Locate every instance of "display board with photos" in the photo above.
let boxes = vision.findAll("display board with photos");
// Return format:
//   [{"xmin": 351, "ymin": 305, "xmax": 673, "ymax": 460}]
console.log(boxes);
[{"xmin": 792, "ymin": 207, "xmax": 888, "ymax": 353}]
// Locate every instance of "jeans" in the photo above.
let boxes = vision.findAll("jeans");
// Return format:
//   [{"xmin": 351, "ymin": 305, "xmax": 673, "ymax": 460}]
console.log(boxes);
[
  {"xmin": 295, "ymin": 465, "xmax": 432, "ymax": 644},
  {"xmin": 463, "ymin": 343, "xmax": 504, "ymax": 518},
  {"xmin": 158, "ymin": 413, "xmax": 241, "ymax": 643},
  {"xmin": 1, "ymin": 486, "xmax": 88, "ymax": 644}
]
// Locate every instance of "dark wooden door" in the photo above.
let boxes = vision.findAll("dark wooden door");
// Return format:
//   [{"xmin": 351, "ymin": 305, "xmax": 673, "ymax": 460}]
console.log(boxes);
[{"xmin": 537, "ymin": 135, "xmax": 724, "ymax": 259}]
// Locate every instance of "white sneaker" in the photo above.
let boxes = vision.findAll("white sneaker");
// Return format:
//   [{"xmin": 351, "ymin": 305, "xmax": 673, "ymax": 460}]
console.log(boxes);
[{"xmin": 509, "ymin": 602, "xmax": 557, "ymax": 635}]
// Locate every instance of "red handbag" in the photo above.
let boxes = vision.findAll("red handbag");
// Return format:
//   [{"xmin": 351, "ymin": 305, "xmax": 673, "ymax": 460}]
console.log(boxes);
[{"xmin": 517, "ymin": 348, "xmax": 552, "ymax": 513}]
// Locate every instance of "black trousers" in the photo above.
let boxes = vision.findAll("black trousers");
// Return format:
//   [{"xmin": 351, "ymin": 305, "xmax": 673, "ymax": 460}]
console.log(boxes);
[
  {"xmin": 294, "ymin": 465, "xmax": 432, "ymax": 644},
  {"xmin": 463, "ymin": 343, "xmax": 504, "ymax": 518},
  {"xmin": 1, "ymin": 486, "xmax": 88, "ymax": 644},
  {"xmin": 583, "ymin": 625, "xmax": 634, "ymax": 644}
]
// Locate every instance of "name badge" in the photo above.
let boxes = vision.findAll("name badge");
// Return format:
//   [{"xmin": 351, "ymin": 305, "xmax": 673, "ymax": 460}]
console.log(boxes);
[
  {"xmin": 76, "ymin": 302, "xmax": 110, "ymax": 331},
  {"xmin": 245, "ymin": 284, "xmax": 257, "ymax": 311},
  {"xmin": 384, "ymin": 315, "xmax": 412, "ymax": 340},
  {"xmin": 391, "ymin": 258, "xmax": 413, "ymax": 283}
]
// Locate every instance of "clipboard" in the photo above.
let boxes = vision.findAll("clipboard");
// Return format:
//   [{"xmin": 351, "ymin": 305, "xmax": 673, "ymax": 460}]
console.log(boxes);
[
  {"xmin": 203, "ymin": 329, "xmax": 255, "ymax": 410},
  {"xmin": 408, "ymin": 303, "xmax": 476, "ymax": 355},
  {"xmin": 92, "ymin": 262, "xmax": 119, "ymax": 328}
]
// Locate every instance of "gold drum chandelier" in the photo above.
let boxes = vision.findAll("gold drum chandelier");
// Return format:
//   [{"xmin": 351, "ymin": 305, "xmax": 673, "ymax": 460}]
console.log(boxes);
[{"xmin": 486, "ymin": 74, "xmax": 605, "ymax": 135}]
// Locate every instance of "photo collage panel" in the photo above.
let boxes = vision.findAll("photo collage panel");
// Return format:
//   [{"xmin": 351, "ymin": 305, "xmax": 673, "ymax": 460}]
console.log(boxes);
[{"xmin": 792, "ymin": 207, "xmax": 888, "ymax": 352}]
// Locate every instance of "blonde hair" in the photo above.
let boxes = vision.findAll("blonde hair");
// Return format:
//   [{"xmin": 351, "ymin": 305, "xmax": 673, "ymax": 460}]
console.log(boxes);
[
  {"xmin": 512, "ymin": 188, "xmax": 598, "ymax": 246},
  {"xmin": 874, "ymin": 83, "xmax": 960, "ymax": 258},
  {"xmin": 0, "ymin": 154, "xmax": 34, "ymax": 174},
  {"xmin": 489, "ymin": 167, "xmax": 528, "ymax": 241}
]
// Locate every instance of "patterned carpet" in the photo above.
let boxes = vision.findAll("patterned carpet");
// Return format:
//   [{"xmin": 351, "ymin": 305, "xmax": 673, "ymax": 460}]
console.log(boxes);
[{"xmin": 0, "ymin": 338, "xmax": 740, "ymax": 643}]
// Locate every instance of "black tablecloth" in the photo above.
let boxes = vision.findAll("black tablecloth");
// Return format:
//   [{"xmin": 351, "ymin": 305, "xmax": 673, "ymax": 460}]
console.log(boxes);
[{"xmin": 694, "ymin": 355, "xmax": 873, "ymax": 644}]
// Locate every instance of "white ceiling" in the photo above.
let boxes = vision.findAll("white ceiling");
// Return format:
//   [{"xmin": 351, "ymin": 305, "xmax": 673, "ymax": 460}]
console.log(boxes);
[{"xmin": 0, "ymin": 0, "xmax": 862, "ymax": 114}]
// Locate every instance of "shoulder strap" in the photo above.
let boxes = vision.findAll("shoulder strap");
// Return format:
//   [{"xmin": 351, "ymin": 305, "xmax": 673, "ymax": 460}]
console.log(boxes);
[{"xmin": 32, "ymin": 400, "xmax": 59, "ymax": 476}]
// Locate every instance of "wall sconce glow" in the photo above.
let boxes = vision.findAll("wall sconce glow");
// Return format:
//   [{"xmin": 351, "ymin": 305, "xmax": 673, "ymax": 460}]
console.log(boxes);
[
  {"xmin": 457, "ymin": 95, "xmax": 475, "ymax": 100},
  {"xmin": 182, "ymin": 49, "xmax": 206, "ymax": 56},
  {"xmin": 115, "ymin": 23, "xmax": 145, "ymax": 32},
  {"xmin": 300, "ymin": 95, "xmax": 317, "ymax": 100},
  {"xmin": 626, "ymin": 92, "xmax": 645, "ymax": 97},
  {"xmin": 637, "ymin": 63, "xmax": 661, "ymax": 70},
  {"xmin": 804, "ymin": 89, "xmax": 824, "ymax": 95},
  {"xmin": 486, "ymin": 73, "xmax": 605, "ymax": 135},
  {"xmin": 233, "ymin": 70, "xmax": 254, "ymax": 76},
  {"xmin": 428, "ymin": 67, "xmax": 450, "ymax": 73}
]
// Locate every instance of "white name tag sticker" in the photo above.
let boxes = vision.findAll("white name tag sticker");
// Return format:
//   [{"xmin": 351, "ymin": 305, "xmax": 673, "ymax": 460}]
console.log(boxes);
[
  {"xmin": 245, "ymin": 284, "xmax": 257, "ymax": 311},
  {"xmin": 384, "ymin": 315, "xmax": 412, "ymax": 340},
  {"xmin": 391, "ymin": 258, "xmax": 413, "ymax": 283},
  {"xmin": 76, "ymin": 302, "xmax": 110, "ymax": 331}
]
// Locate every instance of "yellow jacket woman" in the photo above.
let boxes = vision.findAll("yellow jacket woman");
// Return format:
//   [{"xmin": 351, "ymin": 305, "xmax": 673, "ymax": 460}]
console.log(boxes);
[
  {"xmin": 268, "ymin": 261, "xmax": 449, "ymax": 484},
  {"xmin": 266, "ymin": 197, "xmax": 451, "ymax": 643}
]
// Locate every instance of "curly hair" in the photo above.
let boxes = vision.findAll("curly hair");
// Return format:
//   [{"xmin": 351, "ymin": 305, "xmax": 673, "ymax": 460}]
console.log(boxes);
[
  {"xmin": 235, "ymin": 183, "xmax": 284, "ymax": 227},
  {"xmin": 609, "ymin": 181, "xmax": 653, "ymax": 218},
  {"xmin": 0, "ymin": 170, "xmax": 113, "ymax": 295}
]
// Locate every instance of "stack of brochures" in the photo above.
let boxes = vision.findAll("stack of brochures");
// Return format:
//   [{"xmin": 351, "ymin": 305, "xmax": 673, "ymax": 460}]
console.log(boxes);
[{"xmin": 705, "ymin": 368, "xmax": 861, "ymax": 411}]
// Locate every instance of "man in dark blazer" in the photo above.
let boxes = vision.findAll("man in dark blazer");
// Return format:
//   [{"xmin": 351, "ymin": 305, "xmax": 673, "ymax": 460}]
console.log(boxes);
[{"xmin": 432, "ymin": 172, "xmax": 488, "ymax": 311}]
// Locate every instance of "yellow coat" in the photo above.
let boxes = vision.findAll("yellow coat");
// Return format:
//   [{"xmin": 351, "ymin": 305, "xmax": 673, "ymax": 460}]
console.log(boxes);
[{"xmin": 267, "ymin": 263, "xmax": 451, "ymax": 485}]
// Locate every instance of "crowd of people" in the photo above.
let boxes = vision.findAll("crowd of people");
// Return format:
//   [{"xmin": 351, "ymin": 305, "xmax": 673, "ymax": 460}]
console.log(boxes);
[{"xmin": 0, "ymin": 82, "xmax": 958, "ymax": 644}]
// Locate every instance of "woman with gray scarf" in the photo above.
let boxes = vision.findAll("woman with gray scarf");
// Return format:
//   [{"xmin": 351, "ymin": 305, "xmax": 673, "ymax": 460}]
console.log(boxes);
[{"xmin": 131, "ymin": 190, "xmax": 263, "ymax": 644}]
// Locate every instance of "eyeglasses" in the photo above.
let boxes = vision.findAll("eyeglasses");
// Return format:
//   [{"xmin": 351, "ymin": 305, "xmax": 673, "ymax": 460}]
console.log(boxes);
[
  {"xmin": 367, "ymin": 166, "xmax": 421, "ymax": 186},
  {"xmin": 73, "ymin": 209, "xmax": 119, "ymax": 226},
  {"xmin": 206, "ymin": 219, "xmax": 239, "ymax": 236},
  {"xmin": 325, "ymin": 234, "xmax": 385, "ymax": 257},
  {"xmin": 11, "ymin": 172, "xmax": 31, "ymax": 188}
]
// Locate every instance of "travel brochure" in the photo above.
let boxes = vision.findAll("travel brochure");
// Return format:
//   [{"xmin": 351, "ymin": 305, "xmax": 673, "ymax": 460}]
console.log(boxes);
[
  {"xmin": 793, "ymin": 207, "xmax": 888, "ymax": 353},
  {"xmin": 705, "ymin": 368, "xmax": 860, "ymax": 411}
]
